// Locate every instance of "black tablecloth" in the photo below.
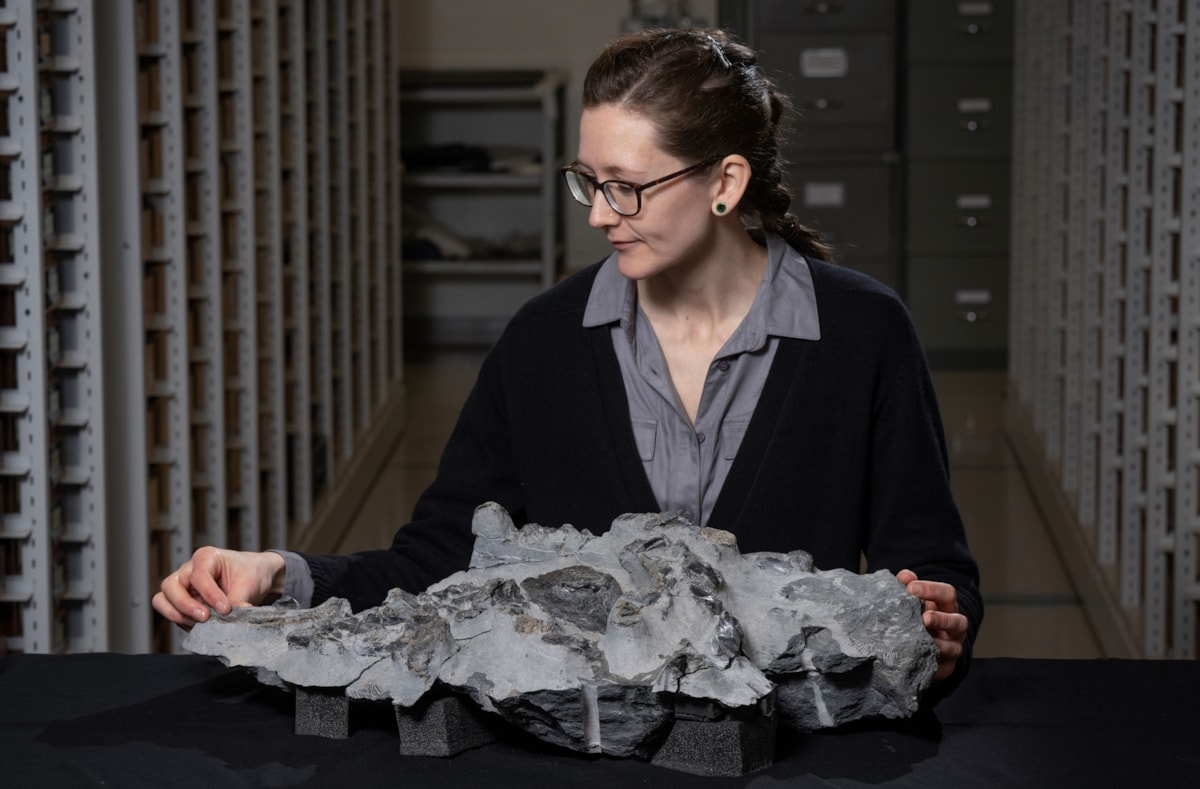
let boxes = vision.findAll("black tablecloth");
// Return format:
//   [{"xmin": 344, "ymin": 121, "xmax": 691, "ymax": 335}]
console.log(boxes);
[{"xmin": 0, "ymin": 653, "xmax": 1195, "ymax": 787}]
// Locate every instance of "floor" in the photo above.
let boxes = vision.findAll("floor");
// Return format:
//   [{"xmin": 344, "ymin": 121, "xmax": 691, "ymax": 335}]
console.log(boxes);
[{"xmin": 335, "ymin": 354, "xmax": 1104, "ymax": 660}]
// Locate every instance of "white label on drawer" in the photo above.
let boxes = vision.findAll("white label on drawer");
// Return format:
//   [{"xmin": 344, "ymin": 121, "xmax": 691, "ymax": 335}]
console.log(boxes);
[
  {"xmin": 958, "ymin": 2, "xmax": 993, "ymax": 16},
  {"xmin": 957, "ymin": 97, "xmax": 993, "ymax": 114},
  {"xmin": 955, "ymin": 288, "xmax": 993, "ymax": 305},
  {"xmin": 800, "ymin": 48, "xmax": 849, "ymax": 78},
  {"xmin": 956, "ymin": 193, "xmax": 993, "ymax": 210},
  {"xmin": 804, "ymin": 181, "xmax": 845, "ymax": 207}
]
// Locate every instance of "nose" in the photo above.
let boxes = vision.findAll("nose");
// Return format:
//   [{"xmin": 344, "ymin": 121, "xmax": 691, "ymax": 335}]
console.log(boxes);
[{"xmin": 588, "ymin": 196, "xmax": 620, "ymax": 229}]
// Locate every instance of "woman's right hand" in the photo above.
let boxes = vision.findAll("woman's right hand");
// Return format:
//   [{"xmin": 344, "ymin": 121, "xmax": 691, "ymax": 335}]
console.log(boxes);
[{"xmin": 152, "ymin": 547, "xmax": 287, "ymax": 631}]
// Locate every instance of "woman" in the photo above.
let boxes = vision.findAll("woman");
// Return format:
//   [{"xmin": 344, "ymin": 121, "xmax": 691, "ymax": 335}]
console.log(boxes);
[{"xmin": 155, "ymin": 28, "xmax": 980, "ymax": 694}]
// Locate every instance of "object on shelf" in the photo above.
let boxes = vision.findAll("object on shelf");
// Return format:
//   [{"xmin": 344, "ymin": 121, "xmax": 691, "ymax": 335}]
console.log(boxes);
[
  {"xmin": 401, "ymin": 205, "xmax": 541, "ymax": 262},
  {"xmin": 401, "ymin": 143, "xmax": 542, "ymax": 175}
]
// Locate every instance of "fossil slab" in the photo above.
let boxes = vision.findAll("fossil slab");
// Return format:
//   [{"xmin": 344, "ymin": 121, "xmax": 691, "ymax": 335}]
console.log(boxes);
[{"xmin": 184, "ymin": 503, "xmax": 938, "ymax": 757}]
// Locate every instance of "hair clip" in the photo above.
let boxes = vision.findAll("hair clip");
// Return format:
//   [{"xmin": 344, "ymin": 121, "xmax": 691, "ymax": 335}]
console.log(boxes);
[{"xmin": 705, "ymin": 34, "xmax": 732, "ymax": 69}]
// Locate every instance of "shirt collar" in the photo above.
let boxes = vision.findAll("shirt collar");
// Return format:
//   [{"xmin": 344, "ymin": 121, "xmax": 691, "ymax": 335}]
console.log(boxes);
[{"xmin": 582, "ymin": 234, "xmax": 821, "ymax": 344}]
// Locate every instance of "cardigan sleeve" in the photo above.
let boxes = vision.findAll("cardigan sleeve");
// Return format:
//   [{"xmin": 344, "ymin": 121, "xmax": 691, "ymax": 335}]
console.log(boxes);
[
  {"xmin": 860, "ymin": 293, "xmax": 983, "ymax": 701},
  {"xmin": 298, "ymin": 338, "xmax": 528, "ymax": 611}
]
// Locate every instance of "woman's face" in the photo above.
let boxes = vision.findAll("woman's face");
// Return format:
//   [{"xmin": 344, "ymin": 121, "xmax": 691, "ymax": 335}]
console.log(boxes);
[{"xmin": 576, "ymin": 104, "xmax": 719, "ymax": 281}]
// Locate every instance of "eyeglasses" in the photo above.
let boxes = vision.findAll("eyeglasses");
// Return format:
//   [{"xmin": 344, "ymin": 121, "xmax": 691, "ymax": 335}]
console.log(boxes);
[{"xmin": 561, "ymin": 155, "xmax": 722, "ymax": 217}]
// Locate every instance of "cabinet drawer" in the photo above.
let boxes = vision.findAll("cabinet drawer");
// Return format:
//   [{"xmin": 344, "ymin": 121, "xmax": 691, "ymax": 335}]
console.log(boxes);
[
  {"xmin": 907, "ymin": 63, "xmax": 1012, "ymax": 158},
  {"xmin": 753, "ymin": 0, "xmax": 896, "ymax": 32},
  {"xmin": 907, "ymin": 0, "xmax": 1014, "ymax": 62},
  {"xmin": 906, "ymin": 257, "xmax": 1008, "ymax": 353},
  {"xmin": 787, "ymin": 160, "xmax": 896, "ymax": 261},
  {"xmin": 759, "ymin": 32, "xmax": 895, "ymax": 131},
  {"xmin": 906, "ymin": 159, "xmax": 1010, "ymax": 254}
]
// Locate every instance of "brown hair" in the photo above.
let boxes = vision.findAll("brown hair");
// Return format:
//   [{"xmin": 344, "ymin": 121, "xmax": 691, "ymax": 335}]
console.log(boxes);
[{"xmin": 583, "ymin": 27, "xmax": 831, "ymax": 261}]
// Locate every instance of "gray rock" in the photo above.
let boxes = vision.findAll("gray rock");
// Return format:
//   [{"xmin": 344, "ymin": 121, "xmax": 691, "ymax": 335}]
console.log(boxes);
[{"xmin": 184, "ymin": 502, "xmax": 937, "ymax": 759}]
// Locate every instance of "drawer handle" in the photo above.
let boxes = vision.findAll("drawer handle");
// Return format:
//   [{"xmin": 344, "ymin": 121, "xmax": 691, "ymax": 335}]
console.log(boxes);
[
  {"xmin": 959, "ymin": 119, "xmax": 992, "ymax": 132},
  {"xmin": 803, "ymin": 97, "xmax": 843, "ymax": 111},
  {"xmin": 957, "ymin": 215, "xmax": 988, "ymax": 228},
  {"xmin": 958, "ymin": 309, "xmax": 989, "ymax": 323},
  {"xmin": 958, "ymin": 21, "xmax": 993, "ymax": 35},
  {"xmin": 805, "ymin": 1, "xmax": 845, "ymax": 14}
]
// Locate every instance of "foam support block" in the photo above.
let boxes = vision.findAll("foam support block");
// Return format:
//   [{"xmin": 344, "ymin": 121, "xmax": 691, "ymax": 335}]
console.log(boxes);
[
  {"xmin": 295, "ymin": 687, "xmax": 351, "ymax": 739},
  {"xmin": 650, "ymin": 711, "xmax": 777, "ymax": 777},
  {"xmin": 394, "ymin": 695, "xmax": 499, "ymax": 757}
]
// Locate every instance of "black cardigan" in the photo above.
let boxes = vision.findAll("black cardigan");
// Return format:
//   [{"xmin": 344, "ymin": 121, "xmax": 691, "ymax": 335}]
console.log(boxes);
[{"xmin": 302, "ymin": 258, "xmax": 983, "ymax": 686}]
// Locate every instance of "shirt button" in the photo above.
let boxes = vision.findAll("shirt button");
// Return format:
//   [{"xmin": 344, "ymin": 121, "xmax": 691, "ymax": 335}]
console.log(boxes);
[
  {"xmin": 696, "ymin": 432, "xmax": 706, "ymax": 444},
  {"xmin": 717, "ymin": 360, "xmax": 731, "ymax": 372}
]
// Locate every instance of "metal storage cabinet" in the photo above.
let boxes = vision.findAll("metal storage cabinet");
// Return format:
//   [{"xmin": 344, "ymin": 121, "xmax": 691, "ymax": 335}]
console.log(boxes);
[
  {"xmin": 906, "ymin": 159, "xmax": 1011, "ymax": 254},
  {"xmin": 906, "ymin": 256, "xmax": 1009, "ymax": 352},
  {"xmin": 906, "ymin": 63, "xmax": 1014, "ymax": 158},
  {"xmin": 721, "ymin": 0, "xmax": 903, "ymax": 291},
  {"xmin": 787, "ymin": 159, "xmax": 900, "ymax": 291},
  {"xmin": 399, "ymin": 70, "xmax": 564, "ymax": 349},
  {"xmin": 750, "ymin": 0, "xmax": 896, "ymax": 30},
  {"xmin": 904, "ymin": 0, "xmax": 1012, "ymax": 368},
  {"xmin": 907, "ymin": 0, "xmax": 1014, "ymax": 61},
  {"xmin": 758, "ymin": 30, "xmax": 896, "ymax": 154},
  {"xmin": 751, "ymin": 0, "xmax": 898, "ymax": 156}
]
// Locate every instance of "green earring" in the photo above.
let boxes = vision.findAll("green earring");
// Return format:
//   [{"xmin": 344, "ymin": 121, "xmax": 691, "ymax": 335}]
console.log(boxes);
[{"xmin": 715, "ymin": 202, "xmax": 727, "ymax": 215}]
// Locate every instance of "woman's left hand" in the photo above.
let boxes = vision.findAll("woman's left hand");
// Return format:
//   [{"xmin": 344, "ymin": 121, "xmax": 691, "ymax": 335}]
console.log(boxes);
[{"xmin": 897, "ymin": 569, "xmax": 968, "ymax": 681}]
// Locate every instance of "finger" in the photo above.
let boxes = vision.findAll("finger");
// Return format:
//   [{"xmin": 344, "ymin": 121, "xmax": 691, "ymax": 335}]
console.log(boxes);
[
  {"xmin": 151, "ymin": 590, "xmax": 195, "ymax": 629},
  {"xmin": 934, "ymin": 634, "xmax": 963, "ymax": 661},
  {"xmin": 159, "ymin": 566, "xmax": 212, "ymax": 623},
  {"xmin": 923, "ymin": 610, "xmax": 968, "ymax": 638},
  {"xmin": 910, "ymin": 581, "xmax": 958, "ymax": 613},
  {"xmin": 187, "ymin": 553, "xmax": 232, "ymax": 615},
  {"xmin": 896, "ymin": 569, "xmax": 918, "ymax": 586}
]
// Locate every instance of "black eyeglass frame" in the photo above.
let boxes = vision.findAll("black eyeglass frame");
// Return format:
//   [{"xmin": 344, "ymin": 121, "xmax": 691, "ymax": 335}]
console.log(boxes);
[{"xmin": 561, "ymin": 155, "xmax": 724, "ymax": 217}]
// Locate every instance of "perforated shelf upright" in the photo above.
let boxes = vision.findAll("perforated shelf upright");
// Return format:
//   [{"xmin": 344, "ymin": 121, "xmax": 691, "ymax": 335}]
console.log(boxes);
[
  {"xmin": 304, "ymin": 0, "xmax": 333, "ymax": 508},
  {"xmin": 1009, "ymin": 0, "xmax": 1200, "ymax": 660},
  {"xmin": 250, "ymin": 0, "xmax": 286, "ymax": 552},
  {"xmin": 3, "ymin": 1, "xmax": 404, "ymax": 654},
  {"xmin": 178, "ymin": 0, "xmax": 228, "ymax": 570},
  {"xmin": 0, "ymin": 0, "xmax": 108, "ymax": 655},
  {"xmin": 278, "ymin": 0, "xmax": 312, "ymax": 527}
]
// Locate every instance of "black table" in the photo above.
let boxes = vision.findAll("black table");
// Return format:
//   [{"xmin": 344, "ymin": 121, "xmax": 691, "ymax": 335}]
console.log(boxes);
[{"xmin": 1, "ymin": 653, "xmax": 1196, "ymax": 787}]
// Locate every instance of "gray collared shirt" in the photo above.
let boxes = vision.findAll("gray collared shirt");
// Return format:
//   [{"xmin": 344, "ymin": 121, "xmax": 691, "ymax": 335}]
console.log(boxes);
[
  {"xmin": 276, "ymin": 236, "xmax": 820, "ymax": 606},
  {"xmin": 582, "ymin": 234, "xmax": 820, "ymax": 528}
]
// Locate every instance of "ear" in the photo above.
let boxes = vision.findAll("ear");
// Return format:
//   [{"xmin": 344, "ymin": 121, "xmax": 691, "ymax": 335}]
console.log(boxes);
[{"xmin": 711, "ymin": 154, "xmax": 753, "ymax": 214}]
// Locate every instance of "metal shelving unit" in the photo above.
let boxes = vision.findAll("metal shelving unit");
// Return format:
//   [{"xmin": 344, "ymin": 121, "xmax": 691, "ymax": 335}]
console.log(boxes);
[
  {"xmin": 250, "ymin": 0, "xmax": 286, "ymax": 553},
  {"xmin": 278, "ymin": 0, "xmax": 311, "ymax": 528},
  {"xmin": 0, "ymin": 0, "xmax": 107, "ymax": 655},
  {"xmin": 399, "ymin": 68, "xmax": 565, "ymax": 348},
  {"xmin": 180, "ymin": 0, "xmax": 228, "ymax": 570},
  {"xmin": 1, "ymin": 0, "xmax": 404, "ymax": 655},
  {"xmin": 304, "ymin": 0, "xmax": 332, "ymax": 510},
  {"xmin": 1009, "ymin": 0, "xmax": 1200, "ymax": 660}
]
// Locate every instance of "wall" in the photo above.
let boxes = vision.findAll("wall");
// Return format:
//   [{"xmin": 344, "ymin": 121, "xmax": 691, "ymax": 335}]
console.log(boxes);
[{"xmin": 393, "ymin": 0, "xmax": 719, "ymax": 272}]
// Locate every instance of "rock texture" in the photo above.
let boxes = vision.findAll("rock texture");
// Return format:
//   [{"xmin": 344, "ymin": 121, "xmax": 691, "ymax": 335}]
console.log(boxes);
[{"xmin": 184, "ymin": 503, "xmax": 937, "ymax": 758}]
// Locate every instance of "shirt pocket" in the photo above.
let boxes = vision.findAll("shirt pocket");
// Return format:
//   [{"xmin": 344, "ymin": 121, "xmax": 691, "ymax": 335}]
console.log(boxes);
[
  {"xmin": 721, "ymin": 417, "xmax": 751, "ymax": 461},
  {"xmin": 631, "ymin": 419, "xmax": 657, "ymax": 461}
]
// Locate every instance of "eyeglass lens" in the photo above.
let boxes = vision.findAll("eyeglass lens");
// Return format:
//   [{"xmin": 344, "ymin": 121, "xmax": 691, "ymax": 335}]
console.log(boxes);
[{"xmin": 563, "ymin": 170, "xmax": 639, "ymax": 216}]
